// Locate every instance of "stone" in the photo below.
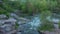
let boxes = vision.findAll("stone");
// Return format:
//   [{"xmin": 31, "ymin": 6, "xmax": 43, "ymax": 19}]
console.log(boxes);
[
  {"xmin": 0, "ymin": 14, "xmax": 8, "ymax": 19},
  {"xmin": 0, "ymin": 20, "xmax": 5, "ymax": 25},
  {"xmin": 0, "ymin": 27, "xmax": 6, "ymax": 34},
  {"xmin": 0, "ymin": 24, "xmax": 14, "ymax": 32},
  {"xmin": 4, "ymin": 18, "xmax": 17, "ymax": 25},
  {"xmin": 21, "ymin": 29, "xmax": 40, "ymax": 34},
  {"xmin": 17, "ymin": 23, "xmax": 40, "ymax": 34},
  {"xmin": 6, "ymin": 30, "xmax": 16, "ymax": 34},
  {"xmin": 10, "ymin": 13, "xmax": 30, "ymax": 21},
  {"xmin": 0, "ymin": 13, "xmax": 42, "ymax": 34},
  {"xmin": 52, "ymin": 18, "xmax": 59, "ymax": 23},
  {"xmin": 10, "ymin": 13, "xmax": 19, "ymax": 20},
  {"xmin": 16, "ymin": 32, "xmax": 21, "ymax": 34},
  {"xmin": 17, "ymin": 20, "xmax": 28, "ymax": 25},
  {"xmin": 17, "ymin": 23, "xmax": 31, "ymax": 31},
  {"xmin": 0, "ymin": 30, "xmax": 6, "ymax": 34},
  {"xmin": 54, "ymin": 24, "xmax": 59, "ymax": 29}
]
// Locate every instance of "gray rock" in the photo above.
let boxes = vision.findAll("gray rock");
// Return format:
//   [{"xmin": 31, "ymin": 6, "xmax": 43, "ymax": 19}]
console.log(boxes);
[
  {"xmin": 6, "ymin": 30, "xmax": 16, "ymax": 34},
  {"xmin": 0, "ymin": 30, "xmax": 6, "ymax": 34},
  {"xmin": 17, "ymin": 23, "xmax": 40, "ymax": 34},
  {"xmin": 16, "ymin": 32, "xmax": 21, "ymax": 34},
  {"xmin": 0, "ymin": 14, "xmax": 8, "ymax": 19},
  {"xmin": 10, "ymin": 13, "xmax": 19, "ymax": 20},
  {"xmin": 0, "ymin": 20, "xmax": 5, "ymax": 25},
  {"xmin": 17, "ymin": 20, "xmax": 29, "ymax": 25},
  {"xmin": 0, "ymin": 27, "xmax": 6, "ymax": 34},
  {"xmin": 21, "ymin": 29, "xmax": 39, "ymax": 34},
  {"xmin": 10, "ymin": 13, "xmax": 30, "ymax": 21},
  {"xmin": 52, "ymin": 18, "xmax": 59, "ymax": 23},
  {"xmin": 0, "ymin": 13, "xmax": 41, "ymax": 34},
  {"xmin": 0, "ymin": 24, "xmax": 14, "ymax": 32},
  {"xmin": 4, "ymin": 18, "xmax": 17, "ymax": 25},
  {"xmin": 54, "ymin": 24, "xmax": 59, "ymax": 29},
  {"xmin": 17, "ymin": 23, "xmax": 31, "ymax": 31}
]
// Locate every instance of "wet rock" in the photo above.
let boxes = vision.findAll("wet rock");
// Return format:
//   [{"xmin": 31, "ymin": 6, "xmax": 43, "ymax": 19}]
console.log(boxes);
[
  {"xmin": 17, "ymin": 23, "xmax": 40, "ymax": 34},
  {"xmin": 0, "ymin": 13, "xmax": 41, "ymax": 34},
  {"xmin": 0, "ymin": 14, "xmax": 8, "ymax": 19},
  {"xmin": 21, "ymin": 29, "xmax": 40, "ymax": 34},
  {"xmin": 54, "ymin": 24, "xmax": 59, "ymax": 29},
  {"xmin": 6, "ymin": 30, "xmax": 17, "ymax": 34},
  {"xmin": 17, "ymin": 20, "xmax": 29, "ymax": 25},
  {"xmin": 10, "ymin": 13, "xmax": 30, "ymax": 21},
  {"xmin": 17, "ymin": 23, "xmax": 31, "ymax": 31},
  {"xmin": 0, "ymin": 30, "xmax": 6, "ymax": 34},
  {"xmin": 10, "ymin": 13, "xmax": 19, "ymax": 20},
  {"xmin": 52, "ymin": 18, "xmax": 59, "ymax": 23},
  {"xmin": 0, "ymin": 20, "xmax": 5, "ymax": 25},
  {"xmin": 0, "ymin": 27, "xmax": 6, "ymax": 34},
  {"xmin": 4, "ymin": 18, "xmax": 17, "ymax": 25},
  {"xmin": 0, "ymin": 24, "xmax": 14, "ymax": 32},
  {"xmin": 16, "ymin": 32, "xmax": 21, "ymax": 34}
]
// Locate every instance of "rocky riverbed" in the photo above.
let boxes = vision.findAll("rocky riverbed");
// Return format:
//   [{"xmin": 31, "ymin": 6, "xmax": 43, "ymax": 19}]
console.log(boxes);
[
  {"xmin": 0, "ymin": 13, "xmax": 60, "ymax": 34},
  {"xmin": 0, "ymin": 13, "xmax": 41, "ymax": 34}
]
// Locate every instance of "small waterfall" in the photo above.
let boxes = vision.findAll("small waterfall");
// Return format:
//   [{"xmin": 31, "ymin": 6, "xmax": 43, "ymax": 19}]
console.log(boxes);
[
  {"xmin": 29, "ymin": 15, "xmax": 41, "ymax": 30},
  {"xmin": 29, "ymin": 14, "xmax": 60, "ymax": 29}
]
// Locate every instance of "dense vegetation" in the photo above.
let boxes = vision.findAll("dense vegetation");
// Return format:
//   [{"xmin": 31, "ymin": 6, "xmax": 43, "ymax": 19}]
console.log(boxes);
[
  {"xmin": 0, "ymin": 0, "xmax": 59, "ymax": 15},
  {"xmin": 0, "ymin": 0, "xmax": 60, "ymax": 31}
]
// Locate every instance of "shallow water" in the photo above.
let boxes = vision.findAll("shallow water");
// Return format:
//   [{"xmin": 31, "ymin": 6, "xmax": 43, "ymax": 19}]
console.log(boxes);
[
  {"xmin": 29, "ymin": 15, "xmax": 41, "ymax": 29},
  {"xmin": 29, "ymin": 14, "xmax": 60, "ymax": 29}
]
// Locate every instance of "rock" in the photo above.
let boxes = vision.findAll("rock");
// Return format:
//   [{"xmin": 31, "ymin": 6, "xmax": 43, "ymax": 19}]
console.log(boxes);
[
  {"xmin": 16, "ymin": 32, "xmax": 21, "ymax": 34},
  {"xmin": 0, "ymin": 20, "xmax": 5, "ymax": 25},
  {"xmin": 0, "ymin": 30, "xmax": 6, "ymax": 34},
  {"xmin": 10, "ymin": 13, "xmax": 19, "ymax": 20},
  {"xmin": 0, "ymin": 18, "xmax": 17, "ymax": 26},
  {"xmin": 0, "ymin": 0, "xmax": 2, "ymax": 2},
  {"xmin": 4, "ymin": 18, "xmax": 17, "ymax": 25},
  {"xmin": 17, "ymin": 20, "xmax": 29, "ymax": 25},
  {"xmin": 0, "ymin": 24, "xmax": 14, "ymax": 32},
  {"xmin": 0, "ymin": 27, "xmax": 6, "ymax": 34},
  {"xmin": 0, "ymin": 14, "xmax": 8, "ymax": 19},
  {"xmin": 6, "ymin": 30, "xmax": 16, "ymax": 34},
  {"xmin": 10, "ymin": 13, "xmax": 30, "ymax": 21},
  {"xmin": 52, "ymin": 18, "xmax": 59, "ymax": 23},
  {"xmin": 21, "ymin": 29, "xmax": 39, "ymax": 34},
  {"xmin": 54, "ymin": 24, "xmax": 59, "ymax": 29},
  {"xmin": 17, "ymin": 21, "xmax": 22, "ymax": 25},
  {"xmin": 0, "ymin": 13, "xmax": 41, "ymax": 34},
  {"xmin": 17, "ymin": 23, "xmax": 40, "ymax": 34},
  {"xmin": 17, "ymin": 23, "xmax": 31, "ymax": 31}
]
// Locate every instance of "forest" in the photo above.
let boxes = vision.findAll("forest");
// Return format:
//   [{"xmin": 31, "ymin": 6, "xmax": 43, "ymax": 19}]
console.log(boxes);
[{"xmin": 0, "ymin": 0, "xmax": 60, "ymax": 34}]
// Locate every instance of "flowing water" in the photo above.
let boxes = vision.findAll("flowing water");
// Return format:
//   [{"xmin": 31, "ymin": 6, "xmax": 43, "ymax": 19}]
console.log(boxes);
[
  {"xmin": 29, "ymin": 14, "xmax": 41, "ymax": 30},
  {"xmin": 29, "ymin": 14, "xmax": 60, "ymax": 29},
  {"xmin": 11, "ymin": 13, "xmax": 60, "ymax": 29}
]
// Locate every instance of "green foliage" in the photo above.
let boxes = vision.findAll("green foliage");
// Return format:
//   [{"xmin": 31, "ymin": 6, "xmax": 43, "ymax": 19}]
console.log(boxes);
[
  {"xmin": 0, "ymin": 0, "xmax": 14, "ymax": 14},
  {"xmin": 0, "ymin": 8, "xmax": 10, "ymax": 17},
  {"xmin": 58, "ymin": 21, "xmax": 60, "ymax": 29},
  {"xmin": 19, "ymin": 0, "xmax": 58, "ymax": 14},
  {"xmin": 38, "ymin": 10, "xmax": 54, "ymax": 31},
  {"xmin": 1, "ymin": 0, "xmax": 58, "ymax": 15},
  {"xmin": 15, "ymin": 22, "xmax": 19, "ymax": 29},
  {"xmin": 38, "ymin": 20, "xmax": 54, "ymax": 31}
]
